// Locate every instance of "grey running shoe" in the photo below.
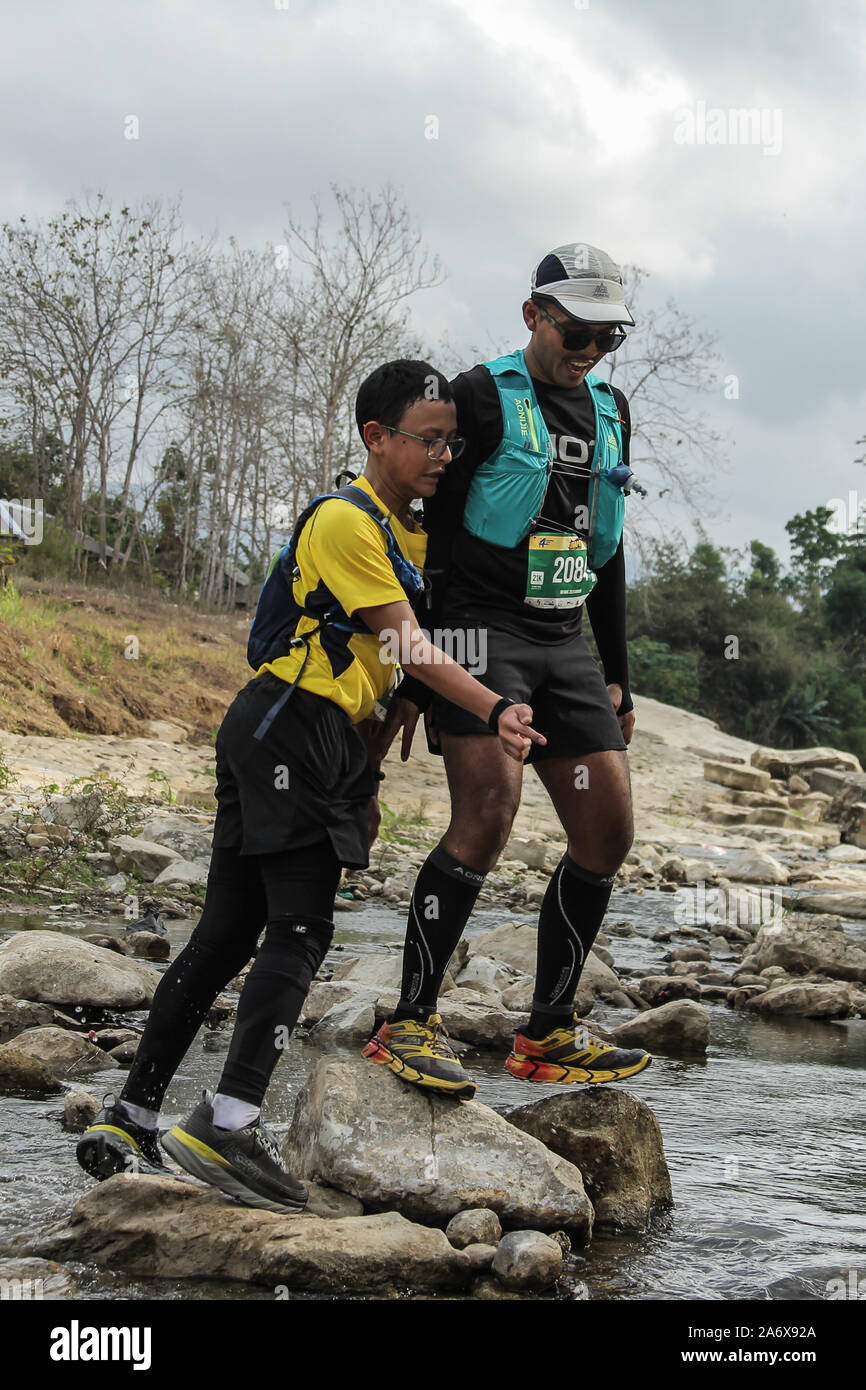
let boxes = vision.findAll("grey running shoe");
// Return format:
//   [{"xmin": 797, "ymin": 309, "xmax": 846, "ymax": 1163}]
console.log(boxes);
[
  {"xmin": 76, "ymin": 1094, "xmax": 171, "ymax": 1179},
  {"xmin": 160, "ymin": 1094, "xmax": 308, "ymax": 1214}
]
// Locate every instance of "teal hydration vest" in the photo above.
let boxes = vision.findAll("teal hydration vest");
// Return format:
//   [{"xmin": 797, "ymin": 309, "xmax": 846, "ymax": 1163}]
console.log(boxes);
[{"xmin": 462, "ymin": 349, "xmax": 625, "ymax": 569}]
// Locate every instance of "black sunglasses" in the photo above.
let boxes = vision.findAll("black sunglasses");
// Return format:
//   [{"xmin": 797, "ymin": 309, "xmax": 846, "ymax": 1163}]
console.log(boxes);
[{"xmin": 532, "ymin": 299, "xmax": 627, "ymax": 353}]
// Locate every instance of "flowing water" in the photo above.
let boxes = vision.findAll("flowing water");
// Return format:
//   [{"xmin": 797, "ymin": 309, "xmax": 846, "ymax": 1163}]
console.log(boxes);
[{"xmin": 1, "ymin": 887, "xmax": 865, "ymax": 1302}]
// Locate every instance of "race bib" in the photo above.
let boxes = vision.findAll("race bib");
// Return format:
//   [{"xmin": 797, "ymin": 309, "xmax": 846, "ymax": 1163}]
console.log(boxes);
[{"xmin": 525, "ymin": 532, "xmax": 597, "ymax": 609}]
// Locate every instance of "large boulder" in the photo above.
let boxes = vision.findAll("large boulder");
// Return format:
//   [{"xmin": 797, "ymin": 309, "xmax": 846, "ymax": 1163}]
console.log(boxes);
[
  {"xmin": 107, "ymin": 836, "xmax": 182, "ymax": 881},
  {"xmin": 744, "ymin": 920, "xmax": 866, "ymax": 982},
  {"xmin": 11, "ymin": 1026, "xmax": 118, "ymax": 1079},
  {"xmin": 283, "ymin": 1058, "xmax": 594, "ymax": 1242},
  {"xmin": 153, "ymin": 860, "xmax": 209, "ymax": 888},
  {"xmin": 309, "ymin": 991, "xmax": 378, "ymax": 1046},
  {"xmin": 743, "ymin": 981, "xmax": 855, "ymax": 1018},
  {"xmin": 469, "ymin": 923, "xmax": 618, "ymax": 1014},
  {"xmin": 0, "ymin": 932, "xmax": 162, "ymax": 1009},
  {"xmin": 436, "ymin": 995, "xmax": 525, "ymax": 1050},
  {"xmin": 136, "ymin": 816, "xmax": 212, "ymax": 863},
  {"xmin": 507, "ymin": 1089, "xmax": 673, "ymax": 1232},
  {"xmin": 612, "ymin": 1000, "xmax": 710, "ymax": 1055},
  {"xmin": 29, "ymin": 1175, "xmax": 473, "ymax": 1291}
]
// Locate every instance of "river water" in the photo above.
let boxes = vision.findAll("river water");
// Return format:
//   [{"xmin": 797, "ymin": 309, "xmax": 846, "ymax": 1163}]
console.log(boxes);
[{"xmin": 1, "ymin": 886, "xmax": 865, "ymax": 1302}]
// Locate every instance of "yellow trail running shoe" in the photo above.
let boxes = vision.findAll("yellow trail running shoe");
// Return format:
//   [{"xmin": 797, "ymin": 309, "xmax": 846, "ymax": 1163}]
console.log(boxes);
[
  {"xmin": 505, "ymin": 1015, "xmax": 651, "ymax": 1084},
  {"xmin": 362, "ymin": 1013, "xmax": 477, "ymax": 1099}
]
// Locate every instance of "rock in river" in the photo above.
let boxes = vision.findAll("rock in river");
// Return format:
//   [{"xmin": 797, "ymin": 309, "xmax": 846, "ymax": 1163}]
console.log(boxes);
[
  {"xmin": 491, "ymin": 1230, "xmax": 563, "ymax": 1290},
  {"xmin": 29, "ymin": 1175, "xmax": 473, "ymax": 1292},
  {"xmin": 743, "ymin": 920, "xmax": 866, "ymax": 983},
  {"xmin": 612, "ymin": 999, "xmax": 710, "ymax": 1055},
  {"xmin": 0, "ymin": 932, "xmax": 162, "ymax": 1009},
  {"xmin": 283, "ymin": 1058, "xmax": 594, "ymax": 1242},
  {"xmin": 12, "ymin": 1026, "xmax": 118, "ymax": 1079},
  {"xmin": 507, "ymin": 1088, "xmax": 673, "ymax": 1232}
]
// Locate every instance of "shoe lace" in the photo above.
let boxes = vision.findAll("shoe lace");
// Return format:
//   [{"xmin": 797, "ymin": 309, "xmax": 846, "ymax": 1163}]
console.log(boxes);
[
  {"xmin": 426, "ymin": 1017, "xmax": 456, "ymax": 1059},
  {"xmin": 253, "ymin": 1122, "xmax": 283, "ymax": 1166}
]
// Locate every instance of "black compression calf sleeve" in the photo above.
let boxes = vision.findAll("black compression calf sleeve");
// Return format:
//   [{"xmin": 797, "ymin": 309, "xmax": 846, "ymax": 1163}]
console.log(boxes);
[
  {"xmin": 526, "ymin": 854, "xmax": 615, "ymax": 1039},
  {"xmin": 217, "ymin": 914, "xmax": 333, "ymax": 1106},
  {"xmin": 392, "ymin": 843, "xmax": 486, "ymax": 1022}
]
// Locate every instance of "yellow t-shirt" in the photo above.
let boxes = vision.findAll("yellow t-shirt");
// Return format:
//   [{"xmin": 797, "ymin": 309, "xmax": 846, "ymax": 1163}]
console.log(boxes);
[{"xmin": 257, "ymin": 476, "xmax": 427, "ymax": 723}]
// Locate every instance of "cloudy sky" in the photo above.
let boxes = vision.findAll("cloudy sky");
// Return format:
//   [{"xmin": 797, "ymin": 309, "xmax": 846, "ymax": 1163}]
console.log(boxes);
[{"xmin": 2, "ymin": 0, "xmax": 864, "ymax": 566}]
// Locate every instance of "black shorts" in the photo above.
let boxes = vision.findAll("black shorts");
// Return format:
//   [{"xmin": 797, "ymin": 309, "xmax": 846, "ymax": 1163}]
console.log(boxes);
[
  {"xmin": 430, "ymin": 625, "xmax": 626, "ymax": 762},
  {"xmin": 211, "ymin": 674, "xmax": 375, "ymax": 868}
]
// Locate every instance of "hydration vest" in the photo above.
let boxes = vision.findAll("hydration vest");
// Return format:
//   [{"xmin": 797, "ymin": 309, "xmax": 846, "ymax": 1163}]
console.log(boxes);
[
  {"xmin": 461, "ymin": 349, "xmax": 626, "ymax": 569},
  {"xmin": 247, "ymin": 483, "xmax": 424, "ymax": 671}
]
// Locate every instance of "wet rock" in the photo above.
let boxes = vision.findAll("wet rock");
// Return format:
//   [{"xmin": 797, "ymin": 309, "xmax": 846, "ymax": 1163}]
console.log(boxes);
[
  {"xmin": 666, "ymin": 945, "xmax": 711, "ymax": 963},
  {"xmin": 309, "ymin": 991, "xmax": 378, "ymax": 1046},
  {"xmin": 12, "ymin": 1026, "xmax": 118, "ymax": 1079},
  {"xmin": 62, "ymin": 1089, "xmax": 101, "ymax": 1132},
  {"xmin": 470, "ymin": 1275, "xmax": 524, "ymax": 1300},
  {"xmin": 745, "ymin": 920, "xmax": 866, "ymax": 982},
  {"xmin": 462, "ymin": 1243, "xmax": 497, "ymax": 1273},
  {"xmin": 446, "ymin": 1208, "xmax": 502, "ymax": 1249},
  {"xmin": 492, "ymin": 1230, "xmax": 563, "ymax": 1290},
  {"xmin": 668, "ymin": 960, "xmax": 714, "ymax": 977},
  {"xmin": 725, "ymin": 850, "xmax": 789, "ymax": 885},
  {"xmin": 123, "ymin": 907, "xmax": 167, "ymax": 937},
  {"xmin": 658, "ymin": 855, "xmax": 687, "ymax": 883},
  {"xmin": 744, "ymin": 982, "xmax": 854, "ymax": 1018},
  {"xmin": 80, "ymin": 934, "xmax": 131, "ymax": 956},
  {"xmin": 108, "ymin": 1039, "xmax": 139, "ymax": 1065},
  {"xmin": 107, "ymin": 835, "xmax": 182, "ymax": 881},
  {"xmin": 727, "ymin": 985, "xmax": 769, "ymax": 1008},
  {"xmin": 0, "ymin": 993, "xmax": 53, "ymax": 1043},
  {"xmin": 638, "ymin": 976, "xmax": 702, "ymax": 1005},
  {"xmin": 283, "ymin": 1058, "xmax": 593, "ymax": 1241},
  {"xmin": 0, "ymin": 1043, "xmax": 61, "ymax": 1095},
  {"xmin": 0, "ymin": 932, "xmax": 161, "ymax": 1008},
  {"xmin": 704, "ymin": 760, "xmax": 771, "ymax": 793},
  {"xmin": 507, "ymin": 1089, "xmax": 673, "ymax": 1232},
  {"xmin": 29, "ymin": 1175, "xmax": 473, "ymax": 1290},
  {"xmin": 124, "ymin": 930, "xmax": 170, "ymax": 961},
  {"xmin": 0, "ymin": 1257, "xmax": 77, "ymax": 1298},
  {"xmin": 612, "ymin": 999, "xmax": 710, "ymax": 1055},
  {"xmin": 794, "ymin": 891, "xmax": 866, "ymax": 920}
]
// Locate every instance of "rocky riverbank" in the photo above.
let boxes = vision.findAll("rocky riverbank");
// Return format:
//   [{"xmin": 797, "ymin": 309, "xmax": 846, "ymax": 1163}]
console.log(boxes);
[{"xmin": 1, "ymin": 701, "xmax": 865, "ymax": 1297}]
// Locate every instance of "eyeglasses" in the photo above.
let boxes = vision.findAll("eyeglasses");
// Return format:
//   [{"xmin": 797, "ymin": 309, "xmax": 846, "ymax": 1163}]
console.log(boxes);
[
  {"xmin": 533, "ymin": 301, "xmax": 627, "ymax": 353},
  {"xmin": 384, "ymin": 426, "xmax": 466, "ymax": 461}
]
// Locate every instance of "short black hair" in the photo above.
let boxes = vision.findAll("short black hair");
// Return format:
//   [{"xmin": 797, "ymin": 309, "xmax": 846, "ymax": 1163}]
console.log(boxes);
[{"xmin": 355, "ymin": 359, "xmax": 454, "ymax": 443}]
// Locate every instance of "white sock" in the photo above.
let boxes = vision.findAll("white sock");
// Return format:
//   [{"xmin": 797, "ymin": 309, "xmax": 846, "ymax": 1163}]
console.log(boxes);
[
  {"xmin": 212, "ymin": 1093, "xmax": 261, "ymax": 1131},
  {"xmin": 118, "ymin": 1099, "xmax": 159, "ymax": 1131}
]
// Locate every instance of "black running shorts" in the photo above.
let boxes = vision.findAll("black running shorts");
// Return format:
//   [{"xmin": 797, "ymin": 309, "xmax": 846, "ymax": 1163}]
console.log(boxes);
[
  {"xmin": 430, "ymin": 625, "xmax": 626, "ymax": 762},
  {"xmin": 212, "ymin": 674, "xmax": 376, "ymax": 867}
]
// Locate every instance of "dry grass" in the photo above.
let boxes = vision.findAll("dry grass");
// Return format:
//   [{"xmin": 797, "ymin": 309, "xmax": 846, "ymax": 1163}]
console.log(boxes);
[{"xmin": 0, "ymin": 577, "xmax": 251, "ymax": 739}]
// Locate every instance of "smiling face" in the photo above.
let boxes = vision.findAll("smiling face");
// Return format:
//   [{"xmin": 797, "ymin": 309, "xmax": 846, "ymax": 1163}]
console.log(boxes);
[
  {"xmin": 522, "ymin": 297, "xmax": 612, "ymax": 389},
  {"xmin": 363, "ymin": 396, "xmax": 459, "ymax": 511}
]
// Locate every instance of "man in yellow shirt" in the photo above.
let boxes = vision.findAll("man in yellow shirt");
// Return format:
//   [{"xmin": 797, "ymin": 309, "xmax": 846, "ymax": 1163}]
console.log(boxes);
[{"xmin": 76, "ymin": 359, "xmax": 543, "ymax": 1213}]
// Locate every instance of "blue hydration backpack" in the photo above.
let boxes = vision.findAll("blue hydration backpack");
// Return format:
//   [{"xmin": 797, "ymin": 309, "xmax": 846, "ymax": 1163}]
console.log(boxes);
[
  {"xmin": 247, "ymin": 483, "xmax": 424, "ymax": 672},
  {"xmin": 462, "ymin": 349, "xmax": 626, "ymax": 569}
]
